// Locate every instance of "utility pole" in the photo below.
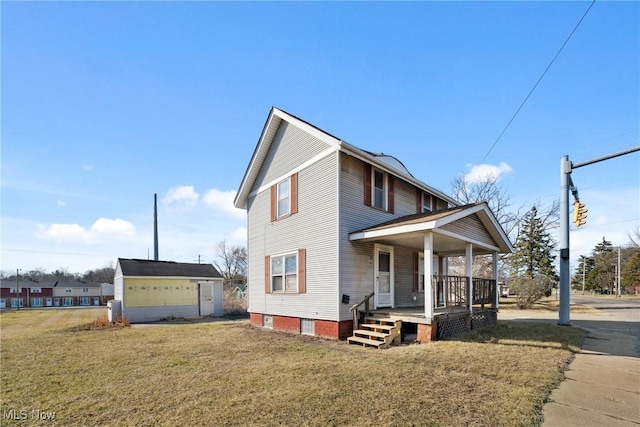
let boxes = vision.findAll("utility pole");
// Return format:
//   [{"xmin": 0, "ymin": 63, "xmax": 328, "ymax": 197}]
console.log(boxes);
[
  {"xmin": 582, "ymin": 259, "xmax": 585, "ymax": 295},
  {"xmin": 559, "ymin": 146, "xmax": 639, "ymax": 325},
  {"xmin": 15, "ymin": 268, "xmax": 21, "ymax": 311},
  {"xmin": 616, "ymin": 246, "xmax": 621, "ymax": 297}
]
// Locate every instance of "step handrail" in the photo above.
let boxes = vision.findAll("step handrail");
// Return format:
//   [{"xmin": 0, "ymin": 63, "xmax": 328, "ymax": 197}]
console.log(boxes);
[{"xmin": 349, "ymin": 291, "xmax": 374, "ymax": 331}]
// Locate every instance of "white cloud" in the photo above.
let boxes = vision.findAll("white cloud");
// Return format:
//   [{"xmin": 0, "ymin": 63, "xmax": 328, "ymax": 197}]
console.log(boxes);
[
  {"xmin": 464, "ymin": 162, "xmax": 513, "ymax": 184},
  {"xmin": 56, "ymin": 200, "xmax": 66, "ymax": 207},
  {"xmin": 161, "ymin": 186, "xmax": 199, "ymax": 206},
  {"xmin": 82, "ymin": 163, "xmax": 93, "ymax": 171},
  {"xmin": 91, "ymin": 218, "xmax": 135, "ymax": 236},
  {"xmin": 37, "ymin": 218, "xmax": 136, "ymax": 244},
  {"xmin": 231, "ymin": 226, "xmax": 247, "ymax": 241},
  {"xmin": 203, "ymin": 189, "xmax": 245, "ymax": 220}
]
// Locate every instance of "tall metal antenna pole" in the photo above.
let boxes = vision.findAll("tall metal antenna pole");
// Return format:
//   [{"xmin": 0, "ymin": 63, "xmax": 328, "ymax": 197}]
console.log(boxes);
[{"xmin": 154, "ymin": 194, "xmax": 159, "ymax": 261}]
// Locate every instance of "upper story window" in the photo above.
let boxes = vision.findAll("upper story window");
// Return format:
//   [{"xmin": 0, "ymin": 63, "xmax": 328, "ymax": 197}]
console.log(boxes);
[
  {"xmin": 277, "ymin": 178, "xmax": 290, "ymax": 218},
  {"xmin": 373, "ymin": 169, "xmax": 386, "ymax": 210},
  {"xmin": 364, "ymin": 164, "xmax": 394, "ymax": 213},
  {"xmin": 65, "ymin": 288, "xmax": 72, "ymax": 293},
  {"xmin": 31, "ymin": 287, "xmax": 42, "ymax": 293},
  {"xmin": 422, "ymin": 192, "xmax": 432, "ymax": 213},
  {"xmin": 270, "ymin": 173, "xmax": 298, "ymax": 221},
  {"xmin": 83, "ymin": 287, "xmax": 89, "ymax": 293}
]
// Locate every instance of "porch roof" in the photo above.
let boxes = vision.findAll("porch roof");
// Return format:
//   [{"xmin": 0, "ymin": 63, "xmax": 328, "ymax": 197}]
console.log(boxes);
[{"xmin": 349, "ymin": 202, "xmax": 514, "ymax": 256}]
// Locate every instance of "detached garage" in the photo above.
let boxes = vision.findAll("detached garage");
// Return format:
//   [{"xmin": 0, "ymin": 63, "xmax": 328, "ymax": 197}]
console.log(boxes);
[{"xmin": 114, "ymin": 258, "xmax": 224, "ymax": 323}]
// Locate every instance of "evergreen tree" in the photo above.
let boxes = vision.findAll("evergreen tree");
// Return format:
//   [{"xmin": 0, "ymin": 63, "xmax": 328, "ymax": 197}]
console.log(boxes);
[
  {"xmin": 509, "ymin": 206, "xmax": 557, "ymax": 308},
  {"xmin": 571, "ymin": 255, "xmax": 595, "ymax": 292},
  {"xmin": 589, "ymin": 237, "xmax": 616, "ymax": 293},
  {"xmin": 622, "ymin": 252, "xmax": 640, "ymax": 293}
]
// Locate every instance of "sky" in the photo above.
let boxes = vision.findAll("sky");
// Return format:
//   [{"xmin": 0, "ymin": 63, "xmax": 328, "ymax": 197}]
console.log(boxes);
[{"xmin": 1, "ymin": 1, "xmax": 638, "ymax": 276}]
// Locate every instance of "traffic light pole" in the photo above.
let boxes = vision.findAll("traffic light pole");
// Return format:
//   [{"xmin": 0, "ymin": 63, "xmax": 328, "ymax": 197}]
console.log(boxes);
[
  {"xmin": 559, "ymin": 146, "xmax": 639, "ymax": 326},
  {"xmin": 559, "ymin": 156, "xmax": 571, "ymax": 325}
]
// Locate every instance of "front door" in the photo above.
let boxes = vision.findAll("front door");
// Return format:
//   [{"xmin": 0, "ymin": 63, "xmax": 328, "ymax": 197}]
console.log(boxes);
[
  {"xmin": 199, "ymin": 283, "xmax": 215, "ymax": 316},
  {"xmin": 374, "ymin": 244, "xmax": 394, "ymax": 308}
]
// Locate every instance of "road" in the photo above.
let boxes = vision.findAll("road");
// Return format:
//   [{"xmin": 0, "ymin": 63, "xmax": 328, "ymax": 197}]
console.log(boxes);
[
  {"xmin": 500, "ymin": 293, "xmax": 640, "ymax": 426},
  {"xmin": 501, "ymin": 293, "xmax": 640, "ymax": 355}
]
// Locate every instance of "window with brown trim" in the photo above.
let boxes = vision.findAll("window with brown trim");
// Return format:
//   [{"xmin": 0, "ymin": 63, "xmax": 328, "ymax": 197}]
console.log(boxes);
[
  {"xmin": 264, "ymin": 249, "xmax": 306, "ymax": 294},
  {"xmin": 416, "ymin": 190, "xmax": 432, "ymax": 214},
  {"xmin": 270, "ymin": 173, "xmax": 298, "ymax": 221},
  {"xmin": 364, "ymin": 164, "xmax": 394, "ymax": 213}
]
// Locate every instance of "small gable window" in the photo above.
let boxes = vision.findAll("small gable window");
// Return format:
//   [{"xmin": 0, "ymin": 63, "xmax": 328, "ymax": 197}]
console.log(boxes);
[
  {"xmin": 277, "ymin": 178, "xmax": 290, "ymax": 217},
  {"xmin": 270, "ymin": 173, "xmax": 298, "ymax": 221}
]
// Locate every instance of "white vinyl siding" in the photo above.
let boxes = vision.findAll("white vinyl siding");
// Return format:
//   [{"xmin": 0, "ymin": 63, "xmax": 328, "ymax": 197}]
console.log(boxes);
[
  {"xmin": 338, "ymin": 153, "xmax": 426, "ymax": 320},
  {"xmin": 255, "ymin": 121, "xmax": 332, "ymax": 188},
  {"xmin": 246, "ymin": 133, "xmax": 338, "ymax": 320},
  {"xmin": 441, "ymin": 215, "xmax": 495, "ymax": 248}
]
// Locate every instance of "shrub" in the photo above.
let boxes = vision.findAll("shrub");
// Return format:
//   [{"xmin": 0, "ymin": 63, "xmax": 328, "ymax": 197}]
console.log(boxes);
[
  {"xmin": 510, "ymin": 275, "xmax": 554, "ymax": 309},
  {"xmin": 223, "ymin": 288, "xmax": 247, "ymax": 317}
]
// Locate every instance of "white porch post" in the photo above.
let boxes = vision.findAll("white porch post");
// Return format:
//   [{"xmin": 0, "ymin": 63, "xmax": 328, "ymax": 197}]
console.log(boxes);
[
  {"xmin": 424, "ymin": 232, "xmax": 434, "ymax": 320},
  {"xmin": 492, "ymin": 252, "xmax": 499, "ymax": 310},
  {"xmin": 466, "ymin": 243, "xmax": 473, "ymax": 315}
]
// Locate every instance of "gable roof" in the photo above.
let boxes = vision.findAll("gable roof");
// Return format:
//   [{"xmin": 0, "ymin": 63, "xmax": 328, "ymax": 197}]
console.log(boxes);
[
  {"xmin": 234, "ymin": 107, "xmax": 458, "ymax": 209},
  {"xmin": 117, "ymin": 259, "xmax": 222, "ymax": 278},
  {"xmin": 349, "ymin": 202, "xmax": 514, "ymax": 255},
  {"xmin": 0, "ymin": 279, "xmax": 77, "ymax": 289}
]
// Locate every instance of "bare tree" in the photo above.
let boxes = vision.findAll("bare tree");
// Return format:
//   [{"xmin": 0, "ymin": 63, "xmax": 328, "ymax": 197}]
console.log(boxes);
[
  {"xmin": 450, "ymin": 173, "xmax": 559, "ymax": 284},
  {"xmin": 82, "ymin": 262, "xmax": 116, "ymax": 284},
  {"xmin": 450, "ymin": 174, "xmax": 522, "ymax": 280},
  {"xmin": 451, "ymin": 173, "xmax": 522, "ymax": 240},
  {"xmin": 213, "ymin": 240, "xmax": 247, "ymax": 288},
  {"xmin": 628, "ymin": 227, "xmax": 640, "ymax": 248}
]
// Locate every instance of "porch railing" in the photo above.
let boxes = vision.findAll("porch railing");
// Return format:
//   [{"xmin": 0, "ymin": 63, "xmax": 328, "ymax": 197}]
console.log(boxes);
[
  {"xmin": 349, "ymin": 292, "xmax": 374, "ymax": 332},
  {"xmin": 432, "ymin": 276, "xmax": 496, "ymax": 310}
]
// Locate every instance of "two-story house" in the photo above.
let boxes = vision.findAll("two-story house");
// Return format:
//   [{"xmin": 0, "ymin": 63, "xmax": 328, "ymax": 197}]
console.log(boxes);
[{"xmin": 234, "ymin": 108, "xmax": 513, "ymax": 345}]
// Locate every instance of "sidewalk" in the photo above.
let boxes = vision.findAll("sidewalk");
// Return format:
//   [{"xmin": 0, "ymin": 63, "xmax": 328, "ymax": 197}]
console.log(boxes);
[{"xmin": 498, "ymin": 311, "xmax": 640, "ymax": 426}]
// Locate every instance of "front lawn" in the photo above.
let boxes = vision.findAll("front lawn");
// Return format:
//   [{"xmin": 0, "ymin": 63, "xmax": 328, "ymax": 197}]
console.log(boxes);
[{"xmin": 0, "ymin": 309, "xmax": 585, "ymax": 426}]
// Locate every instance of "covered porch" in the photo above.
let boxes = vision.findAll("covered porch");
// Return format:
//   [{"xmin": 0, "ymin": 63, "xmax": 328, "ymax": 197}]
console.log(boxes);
[{"xmin": 347, "ymin": 203, "xmax": 513, "ymax": 345}]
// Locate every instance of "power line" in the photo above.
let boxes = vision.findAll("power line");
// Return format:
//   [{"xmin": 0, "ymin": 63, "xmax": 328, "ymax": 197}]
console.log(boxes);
[{"xmin": 479, "ymin": 0, "xmax": 597, "ymax": 164}]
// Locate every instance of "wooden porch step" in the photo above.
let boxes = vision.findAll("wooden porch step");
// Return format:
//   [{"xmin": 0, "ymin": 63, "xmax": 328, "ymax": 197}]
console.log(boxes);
[
  {"xmin": 360, "ymin": 323, "xmax": 395, "ymax": 332},
  {"xmin": 364, "ymin": 317, "xmax": 401, "ymax": 327},
  {"xmin": 353, "ymin": 329, "xmax": 389, "ymax": 339},
  {"xmin": 347, "ymin": 335, "xmax": 388, "ymax": 349}
]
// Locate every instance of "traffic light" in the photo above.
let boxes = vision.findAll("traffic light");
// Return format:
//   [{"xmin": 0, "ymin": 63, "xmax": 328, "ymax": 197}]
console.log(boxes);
[{"xmin": 572, "ymin": 201, "xmax": 587, "ymax": 227}]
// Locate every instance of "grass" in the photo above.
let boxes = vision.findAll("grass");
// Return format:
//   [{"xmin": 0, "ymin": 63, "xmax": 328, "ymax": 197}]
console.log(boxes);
[{"xmin": 0, "ymin": 308, "xmax": 585, "ymax": 426}]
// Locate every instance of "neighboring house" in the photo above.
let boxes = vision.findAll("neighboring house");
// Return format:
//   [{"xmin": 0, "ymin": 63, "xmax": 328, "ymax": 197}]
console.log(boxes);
[
  {"xmin": 233, "ymin": 284, "xmax": 247, "ymax": 299},
  {"xmin": 0, "ymin": 279, "xmax": 110, "ymax": 308},
  {"xmin": 234, "ymin": 108, "xmax": 513, "ymax": 343},
  {"xmin": 0, "ymin": 279, "xmax": 55, "ymax": 308},
  {"xmin": 53, "ymin": 281, "xmax": 102, "ymax": 307},
  {"xmin": 100, "ymin": 283, "xmax": 115, "ymax": 304},
  {"xmin": 114, "ymin": 259, "xmax": 224, "ymax": 323}
]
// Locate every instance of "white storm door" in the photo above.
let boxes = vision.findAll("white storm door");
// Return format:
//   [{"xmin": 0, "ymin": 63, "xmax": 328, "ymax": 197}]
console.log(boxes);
[
  {"xmin": 199, "ymin": 283, "xmax": 215, "ymax": 316},
  {"xmin": 374, "ymin": 245, "xmax": 394, "ymax": 308}
]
